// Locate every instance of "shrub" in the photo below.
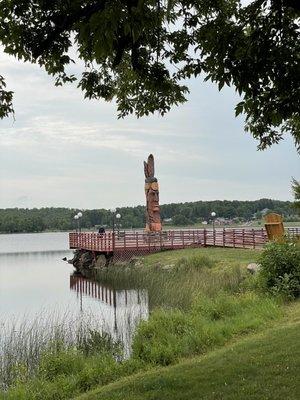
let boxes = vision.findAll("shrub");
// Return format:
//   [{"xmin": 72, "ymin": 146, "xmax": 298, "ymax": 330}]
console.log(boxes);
[{"xmin": 258, "ymin": 240, "xmax": 300, "ymax": 299}]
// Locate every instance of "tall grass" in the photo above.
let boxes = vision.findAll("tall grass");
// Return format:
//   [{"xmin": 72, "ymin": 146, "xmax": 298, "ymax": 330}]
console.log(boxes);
[
  {"xmin": 132, "ymin": 291, "xmax": 281, "ymax": 365},
  {"xmin": 94, "ymin": 254, "xmax": 249, "ymax": 310},
  {"xmin": 0, "ymin": 309, "xmax": 146, "ymax": 400},
  {"xmin": 0, "ymin": 310, "xmax": 121, "ymax": 390}
]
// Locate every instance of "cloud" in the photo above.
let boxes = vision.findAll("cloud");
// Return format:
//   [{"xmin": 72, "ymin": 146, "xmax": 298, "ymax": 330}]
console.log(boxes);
[
  {"xmin": 0, "ymin": 47, "xmax": 299, "ymax": 209},
  {"xmin": 0, "ymin": 113, "xmax": 210, "ymax": 165}
]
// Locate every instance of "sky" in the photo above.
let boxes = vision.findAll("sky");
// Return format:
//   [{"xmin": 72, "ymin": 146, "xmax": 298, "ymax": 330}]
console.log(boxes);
[{"xmin": 0, "ymin": 48, "xmax": 299, "ymax": 210}]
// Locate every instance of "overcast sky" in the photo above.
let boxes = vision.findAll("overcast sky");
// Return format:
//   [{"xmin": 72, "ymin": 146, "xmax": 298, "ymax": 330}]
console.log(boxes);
[{"xmin": 0, "ymin": 48, "xmax": 299, "ymax": 210}]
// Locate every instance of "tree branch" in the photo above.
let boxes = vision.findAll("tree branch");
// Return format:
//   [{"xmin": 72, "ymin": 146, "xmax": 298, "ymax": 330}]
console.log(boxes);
[{"xmin": 33, "ymin": 1, "xmax": 107, "ymax": 58}]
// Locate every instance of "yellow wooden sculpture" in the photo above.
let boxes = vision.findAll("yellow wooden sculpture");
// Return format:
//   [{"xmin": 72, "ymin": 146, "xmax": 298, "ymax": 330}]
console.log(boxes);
[{"xmin": 264, "ymin": 213, "xmax": 285, "ymax": 241}]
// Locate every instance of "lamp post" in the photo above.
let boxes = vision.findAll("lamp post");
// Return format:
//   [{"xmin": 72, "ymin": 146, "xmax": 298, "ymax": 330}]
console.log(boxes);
[
  {"xmin": 74, "ymin": 214, "xmax": 79, "ymax": 232},
  {"xmin": 116, "ymin": 213, "xmax": 121, "ymax": 235},
  {"xmin": 211, "ymin": 211, "xmax": 216, "ymax": 231},
  {"xmin": 74, "ymin": 212, "xmax": 83, "ymax": 233},
  {"xmin": 110, "ymin": 208, "xmax": 116, "ymax": 251}
]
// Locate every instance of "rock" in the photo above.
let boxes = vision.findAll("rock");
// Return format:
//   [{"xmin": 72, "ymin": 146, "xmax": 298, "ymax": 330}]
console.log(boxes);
[
  {"xmin": 247, "ymin": 263, "xmax": 261, "ymax": 274},
  {"xmin": 71, "ymin": 250, "xmax": 82, "ymax": 269},
  {"xmin": 95, "ymin": 254, "xmax": 107, "ymax": 269},
  {"xmin": 129, "ymin": 257, "xmax": 143, "ymax": 267},
  {"xmin": 133, "ymin": 262, "xmax": 143, "ymax": 267},
  {"xmin": 70, "ymin": 250, "xmax": 95, "ymax": 273},
  {"xmin": 80, "ymin": 251, "xmax": 94, "ymax": 268},
  {"xmin": 162, "ymin": 264, "xmax": 175, "ymax": 271}
]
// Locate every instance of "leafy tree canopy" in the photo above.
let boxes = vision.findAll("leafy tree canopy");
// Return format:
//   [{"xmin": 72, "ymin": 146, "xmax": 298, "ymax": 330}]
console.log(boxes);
[
  {"xmin": 0, "ymin": 199, "xmax": 297, "ymax": 233},
  {"xmin": 0, "ymin": 0, "xmax": 299, "ymax": 151},
  {"xmin": 292, "ymin": 178, "xmax": 300, "ymax": 211}
]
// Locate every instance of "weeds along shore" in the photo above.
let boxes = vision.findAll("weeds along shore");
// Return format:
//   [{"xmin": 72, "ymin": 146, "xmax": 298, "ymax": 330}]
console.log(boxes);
[
  {"xmin": 0, "ymin": 310, "xmax": 122, "ymax": 391},
  {"xmin": 93, "ymin": 255, "xmax": 249, "ymax": 310}
]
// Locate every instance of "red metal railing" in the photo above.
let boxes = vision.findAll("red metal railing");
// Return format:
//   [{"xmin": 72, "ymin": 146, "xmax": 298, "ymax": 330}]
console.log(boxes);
[
  {"xmin": 286, "ymin": 227, "xmax": 300, "ymax": 237},
  {"xmin": 69, "ymin": 227, "xmax": 299, "ymax": 254}
]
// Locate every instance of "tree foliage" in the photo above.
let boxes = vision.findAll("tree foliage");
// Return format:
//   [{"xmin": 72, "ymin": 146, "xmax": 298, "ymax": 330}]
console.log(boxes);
[
  {"xmin": 0, "ymin": 75, "xmax": 14, "ymax": 119},
  {"xmin": 0, "ymin": 0, "xmax": 299, "ymax": 150},
  {"xmin": 0, "ymin": 199, "xmax": 296, "ymax": 233},
  {"xmin": 292, "ymin": 177, "xmax": 300, "ymax": 211}
]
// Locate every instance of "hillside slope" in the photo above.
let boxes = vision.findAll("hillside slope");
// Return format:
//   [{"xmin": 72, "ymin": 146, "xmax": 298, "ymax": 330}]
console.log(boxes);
[{"xmin": 76, "ymin": 303, "xmax": 300, "ymax": 400}]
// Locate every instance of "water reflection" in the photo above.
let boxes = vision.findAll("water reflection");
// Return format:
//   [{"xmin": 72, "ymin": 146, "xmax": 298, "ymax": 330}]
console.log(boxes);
[
  {"xmin": 0, "ymin": 232, "xmax": 149, "ymax": 356},
  {"xmin": 70, "ymin": 275, "xmax": 149, "ymax": 355}
]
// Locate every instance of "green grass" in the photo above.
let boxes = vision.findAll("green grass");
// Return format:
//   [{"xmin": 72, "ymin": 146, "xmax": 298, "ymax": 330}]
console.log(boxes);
[
  {"xmin": 96, "ymin": 248, "xmax": 259, "ymax": 311},
  {"xmin": 94, "ymin": 247, "xmax": 260, "ymax": 311},
  {"xmin": 131, "ymin": 292, "xmax": 281, "ymax": 365},
  {"xmin": 1, "ymin": 292, "xmax": 282, "ymax": 400},
  {"xmin": 75, "ymin": 301, "xmax": 300, "ymax": 400},
  {"xmin": 141, "ymin": 247, "xmax": 259, "ymax": 267}
]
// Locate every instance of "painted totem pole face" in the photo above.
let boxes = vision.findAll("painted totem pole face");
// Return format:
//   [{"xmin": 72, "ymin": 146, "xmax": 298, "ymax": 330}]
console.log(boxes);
[{"xmin": 144, "ymin": 154, "xmax": 162, "ymax": 232}]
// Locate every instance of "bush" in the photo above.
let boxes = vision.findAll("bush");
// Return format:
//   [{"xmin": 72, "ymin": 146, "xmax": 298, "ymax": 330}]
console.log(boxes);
[{"xmin": 258, "ymin": 240, "xmax": 300, "ymax": 299}]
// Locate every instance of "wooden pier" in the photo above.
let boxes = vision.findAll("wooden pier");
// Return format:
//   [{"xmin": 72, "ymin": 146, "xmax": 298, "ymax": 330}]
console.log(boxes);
[{"xmin": 69, "ymin": 227, "xmax": 300, "ymax": 260}]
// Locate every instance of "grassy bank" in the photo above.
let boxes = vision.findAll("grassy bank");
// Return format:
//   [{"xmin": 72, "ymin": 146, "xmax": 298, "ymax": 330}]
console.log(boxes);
[
  {"xmin": 77, "ymin": 301, "xmax": 300, "ymax": 400},
  {"xmin": 93, "ymin": 247, "xmax": 259, "ymax": 310},
  {"xmin": 1, "ymin": 245, "xmax": 298, "ymax": 400},
  {"xmin": 1, "ymin": 292, "xmax": 282, "ymax": 400},
  {"xmin": 140, "ymin": 246, "xmax": 259, "ymax": 267}
]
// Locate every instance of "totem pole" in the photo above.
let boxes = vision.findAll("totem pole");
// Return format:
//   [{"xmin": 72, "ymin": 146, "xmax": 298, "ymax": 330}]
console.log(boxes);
[{"xmin": 144, "ymin": 154, "xmax": 162, "ymax": 232}]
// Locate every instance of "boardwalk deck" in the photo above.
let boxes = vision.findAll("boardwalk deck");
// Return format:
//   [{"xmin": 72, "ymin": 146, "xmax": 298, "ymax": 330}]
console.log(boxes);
[{"xmin": 69, "ymin": 227, "xmax": 300, "ymax": 258}]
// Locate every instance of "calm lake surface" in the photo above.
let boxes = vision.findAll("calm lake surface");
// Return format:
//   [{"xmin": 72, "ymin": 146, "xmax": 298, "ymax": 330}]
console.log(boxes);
[{"xmin": 0, "ymin": 232, "xmax": 148, "ymax": 353}]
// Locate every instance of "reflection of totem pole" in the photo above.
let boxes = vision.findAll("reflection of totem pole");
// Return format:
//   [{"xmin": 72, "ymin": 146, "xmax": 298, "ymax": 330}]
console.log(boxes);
[{"xmin": 144, "ymin": 154, "xmax": 162, "ymax": 232}]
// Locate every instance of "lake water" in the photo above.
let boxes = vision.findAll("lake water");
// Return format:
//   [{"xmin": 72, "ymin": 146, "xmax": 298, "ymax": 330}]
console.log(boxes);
[{"xmin": 0, "ymin": 232, "xmax": 148, "ymax": 354}]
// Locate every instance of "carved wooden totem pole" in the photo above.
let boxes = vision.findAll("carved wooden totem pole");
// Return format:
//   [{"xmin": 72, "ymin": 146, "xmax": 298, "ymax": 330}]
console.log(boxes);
[{"xmin": 144, "ymin": 154, "xmax": 162, "ymax": 232}]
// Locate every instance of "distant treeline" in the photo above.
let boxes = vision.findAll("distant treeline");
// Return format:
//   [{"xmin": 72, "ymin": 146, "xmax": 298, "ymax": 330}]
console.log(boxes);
[{"xmin": 0, "ymin": 199, "xmax": 298, "ymax": 234}]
